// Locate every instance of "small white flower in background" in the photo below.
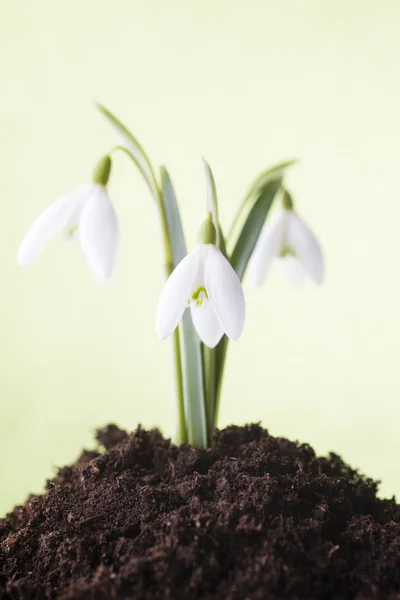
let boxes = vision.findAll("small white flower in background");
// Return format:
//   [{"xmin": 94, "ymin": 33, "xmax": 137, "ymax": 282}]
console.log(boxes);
[
  {"xmin": 156, "ymin": 241, "xmax": 246, "ymax": 349},
  {"xmin": 17, "ymin": 155, "xmax": 120, "ymax": 285},
  {"xmin": 249, "ymin": 190, "xmax": 324, "ymax": 288}
]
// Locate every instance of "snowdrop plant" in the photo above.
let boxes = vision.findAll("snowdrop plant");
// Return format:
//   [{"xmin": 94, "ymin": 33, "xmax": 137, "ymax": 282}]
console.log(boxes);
[{"xmin": 17, "ymin": 104, "xmax": 323, "ymax": 448}]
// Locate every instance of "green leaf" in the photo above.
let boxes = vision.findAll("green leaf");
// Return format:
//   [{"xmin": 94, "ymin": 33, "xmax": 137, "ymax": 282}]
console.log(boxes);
[
  {"xmin": 96, "ymin": 103, "xmax": 158, "ymax": 198},
  {"xmin": 217, "ymin": 225, "xmax": 227, "ymax": 257},
  {"xmin": 227, "ymin": 159, "xmax": 295, "ymax": 243},
  {"xmin": 201, "ymin": 223, "xmax": 227, "ymax": 435},
  {"xmin": 245, "ymin": 159, "xmax": 297, "ymax": 201},
  {"xmin": 200, "ymin": 161, "xmax": 226, "ymax": 437},
  {"xmin": 180, "ymin": 312, "xmax": 208, "ymax": 447},
  {"xmin": 160, "ymin": 167, "xmax": 187, "ymax": 265},
  {"xmin": 160, "ymin": 167, "xmax": 208, "ymax": 448},
  {"xmin": 213, "ymin": 178, "xmax": 282, "ymax": 423},
  {"xmin": 213, "ymin": 335, "xmax": 228, "ymax": 425},
  {"xmin": 230, "ymin": 178, "xmax": 281, "ymax": 281}
]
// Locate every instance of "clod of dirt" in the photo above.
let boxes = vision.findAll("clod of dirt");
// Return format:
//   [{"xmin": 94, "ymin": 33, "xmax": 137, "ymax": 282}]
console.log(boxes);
[{"xmin": 1, "ymin": 424, "xmax": 400, "ymax": 599}]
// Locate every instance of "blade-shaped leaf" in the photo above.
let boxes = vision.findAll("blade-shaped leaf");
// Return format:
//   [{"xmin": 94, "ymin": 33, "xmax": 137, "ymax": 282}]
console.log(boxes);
[
  {"xmin": 230, "ymin": 178, "xmax": 281, "ymax": 281},
  {"xmin": 160, "ymin": 167, "xmax": 187, "ymax": 264},
  {"xmin": 245, "ymin": 159, "xmax": 297, "ymax": 201},
  {"xmin": 96, "ymin": 103, "xmax": 158, "ymax": 198},
  {"xmin": 227, "ymin": 159, "xmax": 295, "ymax": 242},
  {"xmin": 217, "ymin": 225, "xmax": 227, "ymax": 257},
  {"xmin": 180, "ymin": 312, "xmax": 208, "ymax": 447},
  {"xmin": 213, "ymin": 178, "xmax": 282, "ymax": 426},
  {"xmin": 160, "ymin": 166, "xmax": 208, "ymax": 448}
]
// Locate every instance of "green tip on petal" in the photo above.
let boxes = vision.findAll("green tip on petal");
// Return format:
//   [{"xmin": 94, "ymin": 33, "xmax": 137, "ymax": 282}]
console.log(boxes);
[
  {"xmin": 279, "ymin": 244, "xmax": 296, "ymax": 258},
  {"xmin": 198, "ymin": 212, "xmax": 217, "ymax": 245},
  {"xmin": 92, "ymin": 155, "xmax": 112, "ymax": 186},
  {"xmin": 282, "ymin": 189, "xmax": 294, "ymax": 211}
]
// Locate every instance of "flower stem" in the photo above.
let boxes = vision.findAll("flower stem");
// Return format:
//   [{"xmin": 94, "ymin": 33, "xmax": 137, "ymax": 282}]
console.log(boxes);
[
  {"xmin": 158, "ymin": 206, "xmax": 186, "ymax": 445},
  {"xmin": 213, "ymin": 336, "xmax": 229, "ymax": 428},
  {"xmin": 172, "ymin": 327, "xmax": 187, "ymax": 445},
  {"xmin": 110, "ymin": 143, "xmax": 187, "ymax": 444},
  {"xmin": 109, "ymin": 145, "xmax": 155, "ymax": 198},
  {"xmin": 203, "ymin": 345, "xmax": 217, "ymax": 443}
]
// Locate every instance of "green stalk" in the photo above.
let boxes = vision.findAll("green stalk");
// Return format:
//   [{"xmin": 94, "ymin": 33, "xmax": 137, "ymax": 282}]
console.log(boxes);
[
  {"xmin": 171, "ymin": 320, "xmax": 187, "ymax": 445},
  {"xmin": 214, "ymin": 179, "xmax": 282, "ymax": 427},
  {"xmin": 110, "ymin": 143, "xmax": 188, "ymax": 445},
  {"xmin": 203, "ymin": 345, "xmax": 217, "ymax": 442},
  {"xmin": 180, "ymin": 311, "xmax": 208, "ymax": 447},
  {"xmin": 157, "ymin": 197, "xmax": 188, "ymax": 446},
  {"xmin": 110, "ymin": 145, "xmax": 155, "ymax": 197},
  {"xmin": 213, "ymin": 336, "xmax": 228, "ymax": 428}
]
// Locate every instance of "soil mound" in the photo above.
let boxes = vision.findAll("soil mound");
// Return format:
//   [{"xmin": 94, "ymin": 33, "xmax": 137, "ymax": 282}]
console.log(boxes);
[{"xmin": 1, "ymin": 424, "xmax": 399, "ymax": 599}]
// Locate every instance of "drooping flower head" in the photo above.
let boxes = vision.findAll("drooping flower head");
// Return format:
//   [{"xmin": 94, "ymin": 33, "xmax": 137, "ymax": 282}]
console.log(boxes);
[
  {"xmin": 156, "ymin": 215, "xmax": 246, "ymax": 348},
  {"xmin": 250, "ymin": 190, "xmax": 324, "ymax": 287},
  {"xmin": 17, "ymin": 155, "xmax": 120, "ymax": 284}
]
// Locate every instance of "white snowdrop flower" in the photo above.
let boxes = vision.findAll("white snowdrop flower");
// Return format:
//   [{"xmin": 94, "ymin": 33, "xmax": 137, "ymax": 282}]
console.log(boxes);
[
  {"xmin": 250, "ymin": 192, "xmax": 324, "ymax": 288},
  {"xmin": 156, "ymin": 241, "xmax": 246, "ymax": 349},
  {"xmin": 17, "ymin": 156, "xmax": 120, "ymax": 285}
]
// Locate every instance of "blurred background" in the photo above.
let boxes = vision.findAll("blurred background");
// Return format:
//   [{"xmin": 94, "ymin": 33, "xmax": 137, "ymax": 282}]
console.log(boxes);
[{"xmin": 1, "ymin": 0, "xmax": 399, "ymax": 514}]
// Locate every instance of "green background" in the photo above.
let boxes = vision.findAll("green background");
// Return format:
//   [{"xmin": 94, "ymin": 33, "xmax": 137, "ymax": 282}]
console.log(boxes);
[{"xmin": 1, "ymin": 0, "xmax": 399, "ymax": 514}]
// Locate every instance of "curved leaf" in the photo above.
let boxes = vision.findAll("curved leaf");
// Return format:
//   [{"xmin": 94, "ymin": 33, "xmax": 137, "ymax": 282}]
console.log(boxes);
[
  {"xmin": 228, "ymin": 159, "xmax": 296, "ymax": 242},
  {"xmin": 245, "ymin": 159, "xmax": 297, "ymax": 201},
  {"xmin": 160, "ymin": 167, "xmax": 187, "ymax": 265},
  {"xmin": 213, "ymin": 178, "xmax": 282, "ymax": 427},
  {"xmin": 230, "ymin": 178, "xmax": 281, "ymax": 281}
]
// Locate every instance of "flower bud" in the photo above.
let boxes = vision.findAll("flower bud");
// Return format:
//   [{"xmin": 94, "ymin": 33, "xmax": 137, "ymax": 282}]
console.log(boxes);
[
  {"xmin": 198, "ymin": 212, "xmax": 217, "ymax": 245},
  {"xmin": 282, "ymin": 189, "xmax": 294, "ymax": 211},
  {"xmin": 92, "ymin": 155, "xmax": 112, "ymax": 186}
]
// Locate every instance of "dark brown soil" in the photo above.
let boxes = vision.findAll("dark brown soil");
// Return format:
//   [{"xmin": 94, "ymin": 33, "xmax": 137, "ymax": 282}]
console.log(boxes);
[{"xmin": 1, "ymin": 424, "xmax": 400, "ymax": 599}]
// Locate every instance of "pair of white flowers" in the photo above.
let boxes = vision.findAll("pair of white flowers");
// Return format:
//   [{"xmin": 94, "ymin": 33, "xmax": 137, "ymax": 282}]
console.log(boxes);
[{"xmin": 17, "ymin": 163, "xmax": 323, "ymax": 349}]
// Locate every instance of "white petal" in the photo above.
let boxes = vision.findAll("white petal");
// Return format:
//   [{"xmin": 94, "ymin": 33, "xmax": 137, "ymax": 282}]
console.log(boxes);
[
  {"xmin": 279, "ymin": 256, "xmax": 307, "ymax": 287},
  {"xmin": 79, "ymin": 185, "xmax": 120, "ymax": 284},
  {"xmin": 286, "ymin": 211, "xmax": 324, "ymax": 285},
  {"xmin": 190, "ymin": 299, "xmax": 224, "ymax": 348},
  {"xmin": 17, "ymin": 185, "xmax": 88, "ymax": 266},
  {"xmin": 249, "ymin": 211, "xmax": 287, "ymax": 287},
  {"xmin": 156, "ymin": 249, "xmax": 198, "ymax": 340},
  {"xmin": 63, "ymin": 190, "xmax": 92, "ymax": 241},
  {"xmin": 205, "ymin": 245, "xmax": 246, "ymax": 341},
  {"xmin": 190, "ymin": 243, "xmax": 208, "ymax": 288}
]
